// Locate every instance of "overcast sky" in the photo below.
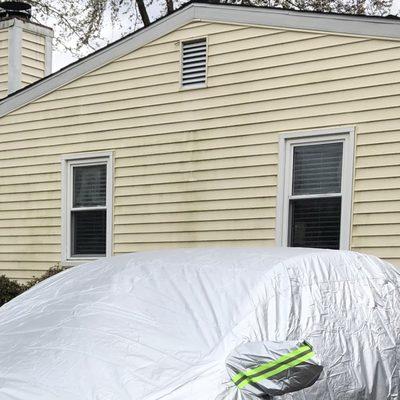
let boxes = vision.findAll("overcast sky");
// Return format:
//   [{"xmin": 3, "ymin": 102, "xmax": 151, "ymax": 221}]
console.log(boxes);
[{"xmin": 51, "ymin": 0, "xmax": 400, "ymax": 72}]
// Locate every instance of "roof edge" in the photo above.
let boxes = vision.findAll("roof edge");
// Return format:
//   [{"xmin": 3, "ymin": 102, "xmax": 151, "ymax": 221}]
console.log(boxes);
[
  {"xmin": 0, "ymin": 4, "xmax": 195, "ymax": 117},
  {"xmin": 194, "ymin": 2, "xmax": 400, "ymax": 38},
  {"xmin": 1, "ymin": 1, "xmax": 399, "ymax": 118}
]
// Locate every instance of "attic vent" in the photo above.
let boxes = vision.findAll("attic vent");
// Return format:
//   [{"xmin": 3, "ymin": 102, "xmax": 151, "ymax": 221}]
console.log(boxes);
[{"xmin": 181, "ymin": 38, "xmax": 207, "ymax": 88}]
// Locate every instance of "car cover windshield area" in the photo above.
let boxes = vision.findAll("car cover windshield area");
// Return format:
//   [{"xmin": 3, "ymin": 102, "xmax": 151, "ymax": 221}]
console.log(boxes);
[{"xmin": 0, "ymin": 247, "xmax": 399, "ymax": 400}]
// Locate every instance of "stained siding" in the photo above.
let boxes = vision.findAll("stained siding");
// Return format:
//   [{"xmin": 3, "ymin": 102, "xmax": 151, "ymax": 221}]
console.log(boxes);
[
  {"xmin": 0, "ymin": 27, "xmax": 8, "ymax": 98},
  {"xmin": 0, "ymin": 21, "xmax": 399, "ymax": 281}
]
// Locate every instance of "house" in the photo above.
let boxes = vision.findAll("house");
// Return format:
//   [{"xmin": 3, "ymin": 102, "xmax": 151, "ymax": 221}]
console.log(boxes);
[{"xmin": 0, "ymin": 0, "xmax": 399, "ymax": 282}]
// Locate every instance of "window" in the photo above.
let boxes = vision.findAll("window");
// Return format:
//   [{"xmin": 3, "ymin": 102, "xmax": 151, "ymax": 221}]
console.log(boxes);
[
  {"xmin": 181, "ymin": 38, "xmax": 207, "ymax": 88},
  {"xmin": 62, "ymin": 152, "xmax": 113, "ymax": 264},
  {"xmin": 277, "ymin": 128, "xmax": 354, "ymax": 250}
]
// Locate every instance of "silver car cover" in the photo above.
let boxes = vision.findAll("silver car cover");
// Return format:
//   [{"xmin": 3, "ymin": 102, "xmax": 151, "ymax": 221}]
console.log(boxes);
[{"xmin": 0, "ymin": 247, "xmax": 399, "ymax": 400}]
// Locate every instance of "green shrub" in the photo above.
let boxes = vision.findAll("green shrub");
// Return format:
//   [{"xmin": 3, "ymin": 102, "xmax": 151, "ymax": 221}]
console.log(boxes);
[
  {"xmin": 0, "ymin": 265, "xmax": 64, "ymax": 307},
  {"xmin": 0, "ymin": 275, "xmax": 25, "ymax": 307}
]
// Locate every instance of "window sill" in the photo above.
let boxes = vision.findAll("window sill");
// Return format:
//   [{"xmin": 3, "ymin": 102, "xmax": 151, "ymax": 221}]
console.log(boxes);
[{"xmin": 61, "ymin": 257, "xmax": 103, "ymax": 268}]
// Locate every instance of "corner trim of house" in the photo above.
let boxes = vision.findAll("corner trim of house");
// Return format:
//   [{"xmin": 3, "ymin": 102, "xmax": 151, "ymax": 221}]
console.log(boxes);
[
  {"xmin": 276, "ymin": 126, "xmax": 355, "ymax": 250},
  {"xmin": 7, "ymin": 22, "xmax": 22, "ymax": 94},
  {"xmin": 44, "ymin": 35, "xmax": 53, "ymax": 76}
]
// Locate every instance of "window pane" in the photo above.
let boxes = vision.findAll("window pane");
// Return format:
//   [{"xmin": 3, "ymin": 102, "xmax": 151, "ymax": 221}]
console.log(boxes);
[
  {"xmin": 73, "ymin": 164, "xmax": 106, "ymax": 208},
  {"xmin": 292, "ymin": 142, "xmax": 343, "ymax": 195},
  {"xmin": 289, "ymin": 197, "xmax": 341, "ymax": 250},
  {"xmin": 71, "ymin": 210, "xmax": 106, "ymax": 256}
]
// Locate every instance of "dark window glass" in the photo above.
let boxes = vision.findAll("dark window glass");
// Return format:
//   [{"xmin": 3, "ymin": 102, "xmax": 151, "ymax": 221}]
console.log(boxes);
[
  {"xmin": 73, "ymin": 164, "xmax": 106, "ymax": 208},
  {"xmin": 289, "ymin": 197, "xmax": 341, "ymax": 250},
  {"xmin": 292, "ymin": 142, "xmax": 343, "ymax": 195},
  {"xmin": 71, "ymin": 210, "xmax": 106, "ymax": 256}
]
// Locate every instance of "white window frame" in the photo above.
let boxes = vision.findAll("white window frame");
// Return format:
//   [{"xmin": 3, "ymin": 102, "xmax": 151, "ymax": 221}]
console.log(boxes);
[
  {"xmin": 61, "ymin": 152, "xmax": 113, "ymax": 266},
  {"xmin": 179, "ymin": 36, "xmax": 208, "ymax": 90},
  {"xmin": 276, "ymin": 127, "xmax": 355, "ymax": 250}
]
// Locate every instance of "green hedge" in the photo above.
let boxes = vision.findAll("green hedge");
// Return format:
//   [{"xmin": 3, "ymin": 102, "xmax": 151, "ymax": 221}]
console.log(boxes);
[{"xmin": 0, "ymin": 265, "xmax": 64, "ymax": 307}]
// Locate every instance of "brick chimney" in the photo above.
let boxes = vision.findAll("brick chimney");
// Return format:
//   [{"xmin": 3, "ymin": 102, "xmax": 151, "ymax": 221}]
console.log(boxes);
[{"xmin": 0, "ymin": 1, "xmax": 53, "ymax": 98}]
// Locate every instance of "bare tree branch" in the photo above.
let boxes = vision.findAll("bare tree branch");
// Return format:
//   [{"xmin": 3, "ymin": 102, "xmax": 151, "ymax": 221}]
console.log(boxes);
[
  {"xmin": 166, "ymin": 0, "xmax": 174, "ymax": 14},
  {"xmin": 31, "ymin": 0, "xmax": 394, "ymax": 59},
  {"xmin": 136, "ymin": 0, "xmax": 151, "ymax": 25}
]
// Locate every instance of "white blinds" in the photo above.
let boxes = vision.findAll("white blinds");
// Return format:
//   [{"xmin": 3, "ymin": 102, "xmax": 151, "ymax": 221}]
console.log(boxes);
[
  {"xmin": 292, "ymin": 142, "xmax": 343, "ymax": 195},
  {"xmin": 73, "ymin": 164, "xmax": 107, "ymax": 207}
]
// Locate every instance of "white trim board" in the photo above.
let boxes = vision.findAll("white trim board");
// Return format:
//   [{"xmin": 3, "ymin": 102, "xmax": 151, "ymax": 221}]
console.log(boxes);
[
  {"xmin": 194, "ymin": 3, "xmax": 400, "ymax": 39},
  {"xmin": 8, "ymin": 22, "xmax": 22, "ymax": 94},
  {"xmin": 0, "ymin": 2, "xmax": 399, "ymax": 118}
]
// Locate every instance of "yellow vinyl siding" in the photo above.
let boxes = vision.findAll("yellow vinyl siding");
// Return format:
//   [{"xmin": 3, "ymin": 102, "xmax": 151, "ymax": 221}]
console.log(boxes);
[
  {"xmin": 21, "ymin": 30, "xmax": 45, "ymax": 87},
  {"xmin": 0, "ymin": 21, "xmax": 399, "ymax": 281},
  {"xmin": 0, "ymin": 28, "xmax": 8, "ymax": 98}
]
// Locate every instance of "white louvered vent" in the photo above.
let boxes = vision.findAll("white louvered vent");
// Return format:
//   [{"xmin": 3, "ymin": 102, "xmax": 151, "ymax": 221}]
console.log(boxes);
[{"xmin": 181, "ymin": 38, "xmax": 207, "ymax": 87}]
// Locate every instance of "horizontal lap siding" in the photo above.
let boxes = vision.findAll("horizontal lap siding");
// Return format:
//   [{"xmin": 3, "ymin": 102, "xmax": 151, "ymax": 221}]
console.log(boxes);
[
  {"xmin": 353, "ymin": 127, "xmax": 400, "ymax": 263},
  {"xmin": 0, "ymin": 28, "xmax": 8, "ymax": 99},
  {"xmin": 0, "ymin": 21, "xmax": 399, "ymax": 281},
  {"xmin": 21, "ymin": 30, "xmax": 45, "ymax": 87}
]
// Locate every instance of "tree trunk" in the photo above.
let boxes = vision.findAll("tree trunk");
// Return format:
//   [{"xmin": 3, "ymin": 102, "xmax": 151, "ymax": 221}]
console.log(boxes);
[
  {"xmin": 166, "ymin": 0, "xmax": 174, "ymax": 14},
  {"xmin": 136, "ymin": 0, "xmax": 150, "ymax": 26}
]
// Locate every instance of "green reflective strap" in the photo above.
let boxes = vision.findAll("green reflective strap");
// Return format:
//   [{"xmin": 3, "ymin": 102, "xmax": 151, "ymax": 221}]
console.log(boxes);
[
  {"xmin": 232, "ymin": 344, "xmax": 311, "ymax": 384},
  {"xmin": 237, "ymin": 350, "xmax": 315, "ymax": 389},
  {"xmin": 232, "ymin": 343, "xmax": 314, "ymax": 389}
]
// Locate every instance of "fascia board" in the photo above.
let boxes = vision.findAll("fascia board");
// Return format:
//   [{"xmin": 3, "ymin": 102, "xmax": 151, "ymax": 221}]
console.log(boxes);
[{"xmin": 194, "ymin": 3, "xmax": 400, "ymax": 40}]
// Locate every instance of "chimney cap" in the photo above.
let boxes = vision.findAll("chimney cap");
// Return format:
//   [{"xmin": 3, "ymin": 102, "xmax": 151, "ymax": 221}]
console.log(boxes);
[{"xmin": 0, "ymin": 1, "xmax": 32, "ymax": 21}]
